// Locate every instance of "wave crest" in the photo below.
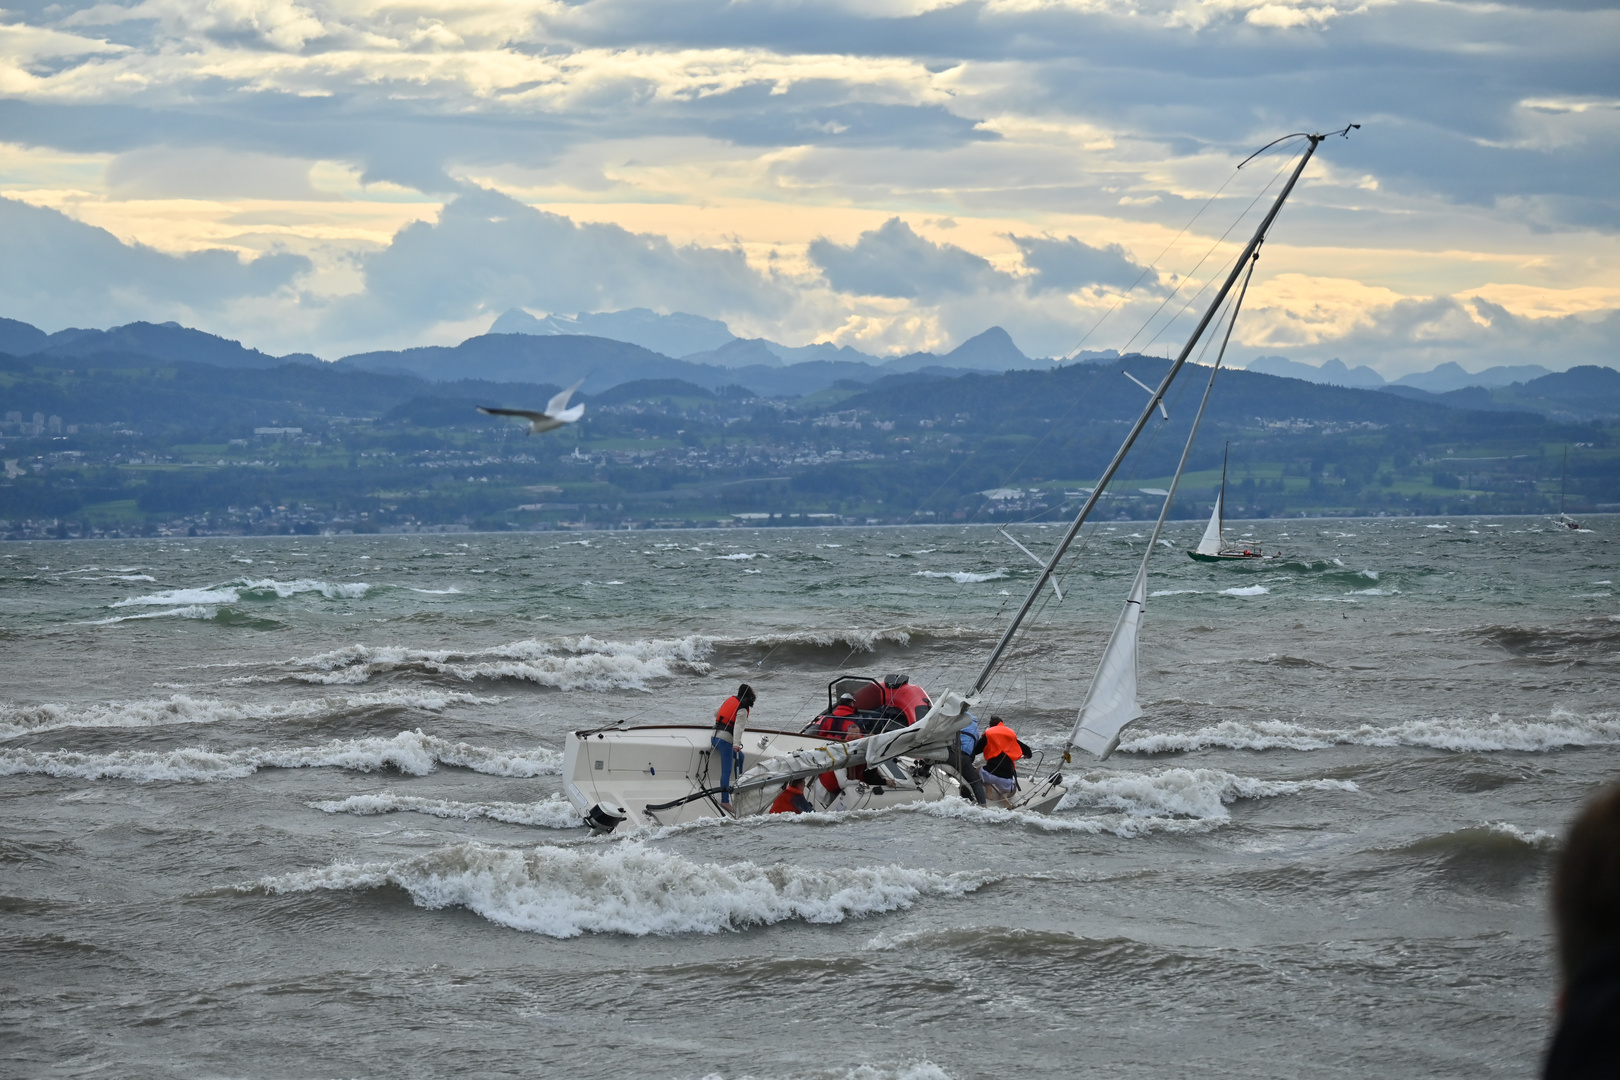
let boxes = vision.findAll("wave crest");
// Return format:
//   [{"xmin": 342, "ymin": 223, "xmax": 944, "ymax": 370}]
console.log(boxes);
[
  {"xmin": 253, "ymin": 842, "xmax": 985, "ymax": 938},
  {"xmin": 1120, "ymin": 708, "xmax": 1620, "ymax": 754},
  {"xmin": 0, "ymin": 729, "xmax": 561, "ymax": 782}
]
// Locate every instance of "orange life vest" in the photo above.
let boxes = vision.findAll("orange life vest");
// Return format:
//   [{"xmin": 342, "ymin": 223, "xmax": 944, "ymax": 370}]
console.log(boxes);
[
  {"xmin": 982, "ymin": 724, "xmax": 1023, "ymax": 763},
  {"xmin": 770, "ymin": 784, "xmax": 807, "ymax": 814},
  {"xmin": 715, "ymin": 696, "xmax": 742, "ymax": 731}
]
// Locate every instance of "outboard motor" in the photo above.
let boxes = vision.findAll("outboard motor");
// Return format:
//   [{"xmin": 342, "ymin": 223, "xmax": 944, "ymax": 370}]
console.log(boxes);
[{"xmin": 585, "ymin": 802, "xmax": 628, "ymax": 835}]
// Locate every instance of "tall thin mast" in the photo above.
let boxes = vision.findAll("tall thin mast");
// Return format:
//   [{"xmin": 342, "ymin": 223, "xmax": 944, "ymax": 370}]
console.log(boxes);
[
  {"xmin": 1561, "ymin": 446, "xmax": 1569, "ymax": 515},
  {"xmin": 1220, "ymin": 441, "xmax": 1229, "ymax": 545},
  {"xmin": 972, "ymin": 130, "xmax": 1339, "ymax": 695}
]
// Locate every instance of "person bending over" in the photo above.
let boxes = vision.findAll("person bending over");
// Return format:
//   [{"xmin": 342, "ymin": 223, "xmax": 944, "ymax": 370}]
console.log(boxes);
[
  {"xmin": 973, "ymin": 716, "xmax": 1031, "ymax": 809},
  {"xmin": 712, "ymin": 683, "xmax": 755, "ymax": 812},
  {"xmin": 1546, "ymin": 783, "xmax": 1620, "ymax": 1079},
  {"xmin": 769, "ymin": 777, "xmax": 814, "ymax": 815}
]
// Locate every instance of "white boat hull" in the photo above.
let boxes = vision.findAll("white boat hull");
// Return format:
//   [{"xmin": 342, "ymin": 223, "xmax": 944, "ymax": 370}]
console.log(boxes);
[{"xmin": 562, "ymin": 724, "xmax": 1066, "ymax": 828}]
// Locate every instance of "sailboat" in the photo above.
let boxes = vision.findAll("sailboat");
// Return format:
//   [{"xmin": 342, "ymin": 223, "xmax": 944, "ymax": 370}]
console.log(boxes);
[
  {"xmin": 1188, "ymin": 442, "xmax": 1277, "ymax": 561},
  {"xmin": 559, "ymin": 127, "xmax": 1354, "ymax": 830},
  {"xmin": 1553, "ymin": 446, "xmax": 1581, "ymax": 530}
]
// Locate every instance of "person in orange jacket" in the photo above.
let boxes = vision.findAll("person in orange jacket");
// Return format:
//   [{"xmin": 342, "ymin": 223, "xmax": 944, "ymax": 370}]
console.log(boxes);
[
  {"xmin": 770, "ymin": 777, "xmax": 813, "ymax": 815},
  {"xmin": 712, "ymin": 683, "xmax": 755, "ymax": 810},
  {"xmin": 814, "ymin": 693, "xmax": 862, "ymax": 802},
  {"xmin": 972, "ymin": 716, "xmax": 1032, "ymax": 808}
]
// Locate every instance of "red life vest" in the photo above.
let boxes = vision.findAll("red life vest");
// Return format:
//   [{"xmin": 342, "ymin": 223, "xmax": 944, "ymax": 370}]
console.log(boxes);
[
  {"xmin": 816, "ymin": 712, "xmax": 859, "ymax": 741},
  {"xmin": 982, "ymin": 724, "xmax": 1023, "ymax": 763},
  {"xmin": 770, "ymin": 784, "xmax": 808, "ymax": 814},
  {"xmin": 715, "ymin": 696, "xmax": 742, "ymax": 731}
]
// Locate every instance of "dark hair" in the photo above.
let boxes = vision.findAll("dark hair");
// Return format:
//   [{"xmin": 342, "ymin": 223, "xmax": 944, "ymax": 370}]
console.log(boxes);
[
  {"xmin": 988, "ymin": 716, "xmax": 1004, "ymax": 726},
  {"xmin": 1553, "ymin": 784, "xmax": 1620, "ymax": 983},
  {"xmin": 736, "ymin": 683, "xmax": 756, "ymax": 708}
]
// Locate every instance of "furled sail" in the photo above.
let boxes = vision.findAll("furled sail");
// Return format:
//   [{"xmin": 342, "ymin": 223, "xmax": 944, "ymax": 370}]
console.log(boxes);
[
  {"xmin": 1069, "ymin": 566, "xmax": 1146, "ymax": 758},
  {"xmin": 1195, "ymin": 493, "xmax": 1224, "ymax": 556},
  {"xmin": 731, "ymin": 690, "xmax": 977, "ymax": 794}
]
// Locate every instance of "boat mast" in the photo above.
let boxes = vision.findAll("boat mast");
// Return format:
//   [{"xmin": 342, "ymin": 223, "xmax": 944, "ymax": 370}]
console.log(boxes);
[
  {"xmin": 971, "ymin": 129, "xmax": 1341, "ymax": 695},
  {"xmin": 1219, "ymin": 441, "xmax": 1229, "ymax": 547},
  {"xmin": 1560, "ymin": 446, "xmax": 1569, "ymax": 516}
]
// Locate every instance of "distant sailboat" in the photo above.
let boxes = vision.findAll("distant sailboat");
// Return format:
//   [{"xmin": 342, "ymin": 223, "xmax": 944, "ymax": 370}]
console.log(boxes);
[
  {"xmin": 1553, "ymin": 446, "xmax": 1581, "ymax": 530},
  {"xmin": 1188, "ymin": 443, "xmax": 1276, "ymax": 562}
]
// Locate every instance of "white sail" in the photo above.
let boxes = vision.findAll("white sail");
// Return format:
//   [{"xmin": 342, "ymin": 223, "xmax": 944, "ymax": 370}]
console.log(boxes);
[
  {"xmin": 1070, "ymin": 567, "xmax": 1147, "ymax": 759},
  {"xmin": 1195, "ymin": 492, "xmax": 1224, "ymax": 556}
]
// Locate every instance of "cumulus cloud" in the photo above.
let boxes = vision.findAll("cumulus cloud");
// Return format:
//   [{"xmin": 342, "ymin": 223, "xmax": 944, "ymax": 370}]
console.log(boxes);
[
  {"xmin": 327, "ymin": 185, "xmax": 791, "ymax": 340},
  {"xmin": 0, "ymin": 195, "xmax": 308, "ymax": 331},
  {"xmin": 1011, "ymin": 233, "xmax": 1161, "ymax": 293},
  {"xmin": 809, "ymin": 217, "xmax": 1013, "ymax": 300}
]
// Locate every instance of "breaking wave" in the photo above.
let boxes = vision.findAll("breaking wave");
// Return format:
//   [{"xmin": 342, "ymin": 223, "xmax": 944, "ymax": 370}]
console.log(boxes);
[
  {"xmin": 310, "ymin": 792, "xmax": 582, "ymax": 829},
  {"xmin": 1220, "ymin": 585, "xmax": 1268, "ymax": 597},
  {"xmin": 1119, "ymin": 708, "xmax": 1620, "ymax": 754},
  {"xmin": 0, "ymin": 729, "xmax": 561, "ymax": 782},
  {"xmin": 0, "ymin": 689, "xmax": 498, "ymax": 740},
  {"xmin": 110, "ymin": 577, "xmax": 371, "ymax": 609},
  {"xmin": 252, "ymin": 842, "xmax": 985, "ymax": 938},
  {"xmin": 914, "ymin": 569, "xmax": 1008, "ymax": 584},
  {"xmin": 281, "ymin": 635, "xmax": 714, "ymax": 690}
]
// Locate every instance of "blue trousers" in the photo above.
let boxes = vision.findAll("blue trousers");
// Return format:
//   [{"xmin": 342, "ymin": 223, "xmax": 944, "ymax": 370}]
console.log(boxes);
[{"xmin": 711, "ymin": 736, "xmax": 742, "ymax": 802}]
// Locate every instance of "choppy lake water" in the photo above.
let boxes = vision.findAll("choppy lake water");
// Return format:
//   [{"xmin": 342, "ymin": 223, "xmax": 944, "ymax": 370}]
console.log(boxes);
[{"xmin": 3, "ymin": 517, "xmax": 1616, "ymax": 1079}]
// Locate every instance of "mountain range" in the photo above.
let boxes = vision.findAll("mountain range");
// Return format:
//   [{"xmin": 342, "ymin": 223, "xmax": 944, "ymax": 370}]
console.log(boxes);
[{"xmin": 0, "ymin": 312, "xmax": 1613, "ymax": 419}]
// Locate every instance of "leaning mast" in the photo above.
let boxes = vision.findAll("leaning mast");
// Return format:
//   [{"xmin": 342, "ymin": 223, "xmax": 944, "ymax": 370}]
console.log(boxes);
[{"xmin": 971, "ymin": 128, "xmax": 1352, "ymax": 695}]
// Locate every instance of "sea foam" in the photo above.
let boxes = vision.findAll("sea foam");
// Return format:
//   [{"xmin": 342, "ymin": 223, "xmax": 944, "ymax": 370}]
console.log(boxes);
[
  {"xmin": 1119, "ymin": 708, "xmax": 1620, "ymax": 754},
  {"xmin": 310, "ymin": 792, "xmax": 582, "ymax": 829},
  {"xmin": 111, "ymin": 577, "xmax": 371, "ymax": 609},
  {"xmin": 281, "ymin": 635, "xmax": 714, "ymax": 690},
  {"xmin": 0, "ymin": 729, "xmax": 561, "ymax": 782},
  {"xmin": 915, "ymin": 569, "xmax": 1008, "ymax": 584},
  {"xmin": 0, "ymin": 689, "xmax": 497, "ymax": 740},
  {"xmin": 254, "ymin": 842, "xmax": 984, "ymax": 937}
]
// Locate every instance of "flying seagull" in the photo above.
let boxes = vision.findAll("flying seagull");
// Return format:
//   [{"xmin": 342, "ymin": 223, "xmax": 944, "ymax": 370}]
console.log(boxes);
[{"xmin": 478, "ymin": 380, "xmax": 586, "ymax": 435}]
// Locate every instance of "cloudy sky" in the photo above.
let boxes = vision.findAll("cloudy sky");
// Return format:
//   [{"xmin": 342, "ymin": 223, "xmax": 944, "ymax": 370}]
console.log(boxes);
[{"xmin": 1, "ymin": 0, "xmax": 1616, "ymax": 373}]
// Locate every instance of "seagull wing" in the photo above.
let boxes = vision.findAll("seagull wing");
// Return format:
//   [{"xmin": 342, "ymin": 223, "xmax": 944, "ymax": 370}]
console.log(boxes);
[
  {"xmin": 545, "ymin": 379, "xmax": 585, "ymax": 417},
  {"xmin": 478, "ymin": 407, "xmax": 548, "ymax": 422}
]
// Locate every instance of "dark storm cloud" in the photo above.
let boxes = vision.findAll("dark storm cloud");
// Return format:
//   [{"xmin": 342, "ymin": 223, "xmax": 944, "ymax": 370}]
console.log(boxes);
[
  {"xmin": 0, "ymin": 196, "xmax": 309, "ymax": 330},
  {"xmin": 1011, "ymin": 234, "xmax": 1162, "ymax": 294},
  {"xmin": 808, "ymin": 217, "xmax": 1011, "ymax": 300},
  {"xmin": 333, "ymin": 186, "xmax": 788, "ymax": 336}
]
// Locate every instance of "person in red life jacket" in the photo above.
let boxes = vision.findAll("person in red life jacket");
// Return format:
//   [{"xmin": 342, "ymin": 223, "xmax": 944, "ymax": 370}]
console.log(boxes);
[
  {"xmin": 972, "ymin": 716, "xmax": 1032, "ymax": 808},
  {"xmin": 712, "ymin": 683, "xmax": 755, "ymax": 811},
  {"xmin": 769, "ymin": 777, "xmax": 813, "ymax": 815},
  {"xmin": 814, "ymin": 693, "xmax": 862, "ymax": 802}
]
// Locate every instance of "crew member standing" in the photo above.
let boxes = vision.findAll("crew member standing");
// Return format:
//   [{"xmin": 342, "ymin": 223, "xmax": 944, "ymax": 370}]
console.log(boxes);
[
  {"xmin": 947, "ymin": 713, "xmax": 987, "ymax": 806},
  {"xmin": 712, "ymin": 683, "xmax": 755, "ymax": 811},
  {"xmin": 973, "ymin": 716, "xmax": 1031, "ymax": 808}
]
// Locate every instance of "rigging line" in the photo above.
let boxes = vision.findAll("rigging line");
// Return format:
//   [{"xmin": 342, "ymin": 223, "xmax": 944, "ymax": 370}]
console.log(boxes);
[
  {"xmin": 1058, "ymin": 139, "xmax": 1281, "ymax": 362},
  {"xmin": 1114, "ymin": 147, "xmax": 1299, "ymax": 359},
  {"xmin": 1046, "ymin": 278, "xmax": 1237, "ymax": 604}
]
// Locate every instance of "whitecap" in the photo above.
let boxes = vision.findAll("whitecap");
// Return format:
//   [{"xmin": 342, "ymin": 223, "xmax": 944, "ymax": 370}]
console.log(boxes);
[
  {"xmin": 280, "ymin": 635, "xmax": 715, "ymax": 691},
  {"xmin": 0, "ymin": 690, "xmax": 499, "ymax": 740},
  {"xmin": 252, "ymin": 842, "xmax": 985, "ymax": 938},
  {"xmin": 914, "ymin": 569, "xmax": 1008, "ymax": 584},
  {"xmin": 310, "ymin": 792, "xmax": 582, "ymax": 829},
  {"xmin": 1220, "ymin": 585, "xmax": 1268, "ymax": 597},
  {"xmin": 714, "ymin": 553, "xmax": 764, "ymax": 561},
  {"xmin": 1119, "ymin": 708, "xmax": 1620, "ymax": 754},
  {"xmin": 1149, "ymin": 589, "xmax": 1202, "ymax": 597},
  {"xmin": 0, "ymin": 729, "xmax": 561, "ymax": 782}
]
